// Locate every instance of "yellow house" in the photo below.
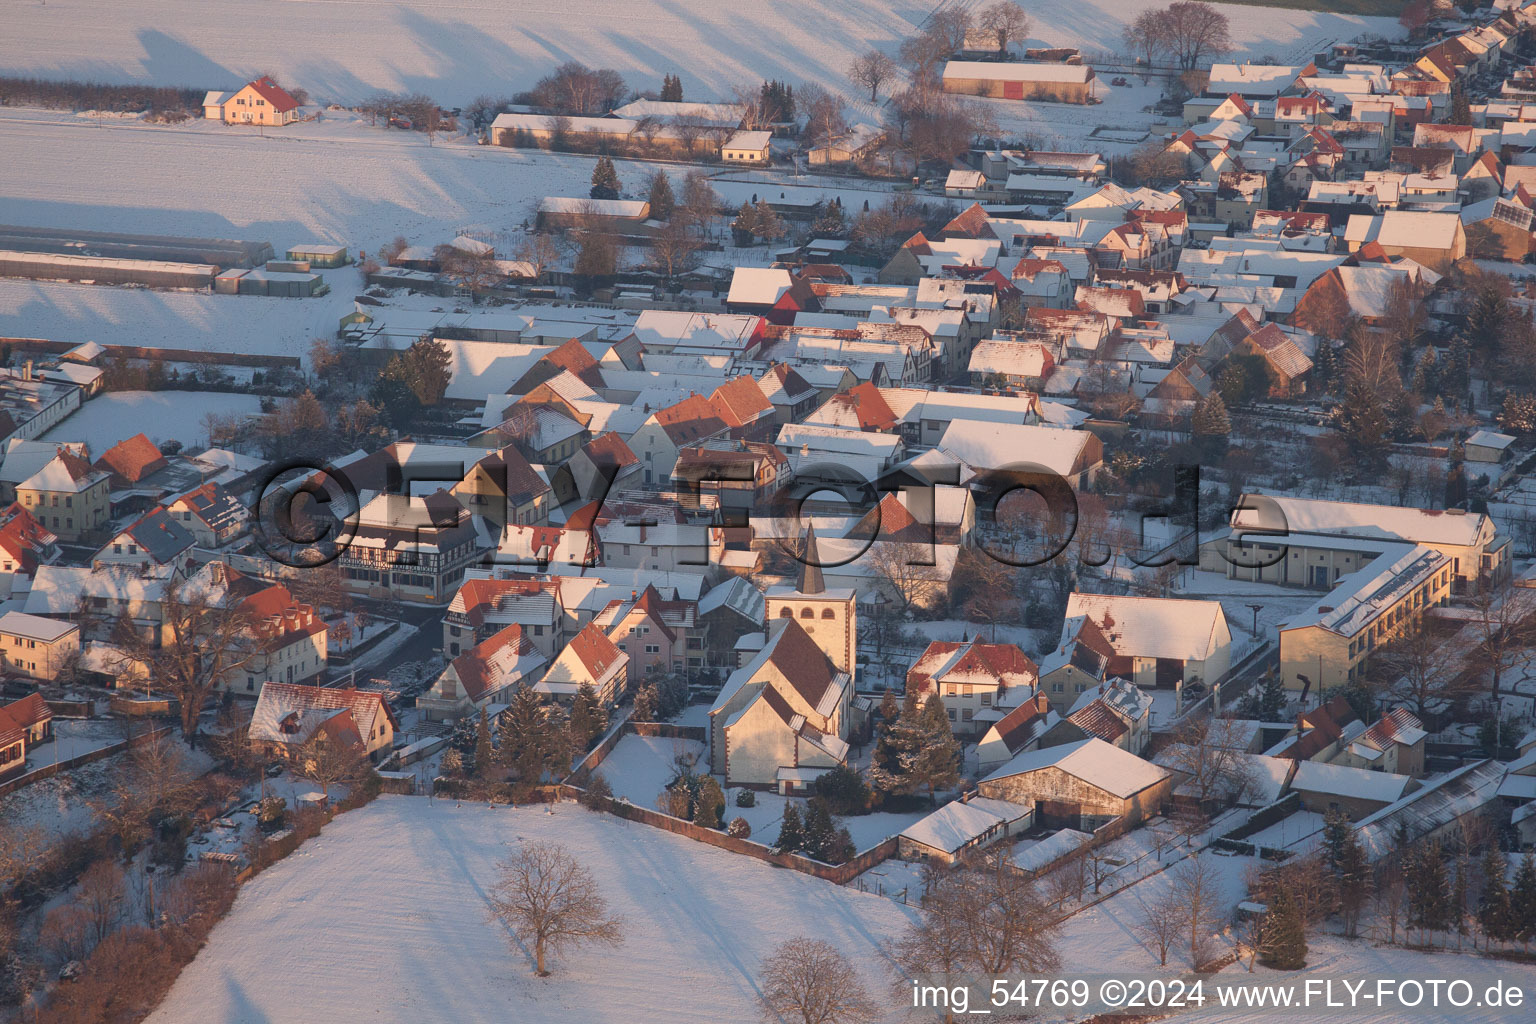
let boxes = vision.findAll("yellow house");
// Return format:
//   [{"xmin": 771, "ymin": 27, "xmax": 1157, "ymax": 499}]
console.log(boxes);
[
  {"xmin": 16, "ymin": 449, "xmax": 110, "ymax": 542},
  {"xmin": 1278, "ymin": 545, "xmax": 1452, "ymax": 696},
  {"xmin": 0, "ymin": 610, "xmax": 80, "ymax": 680},
  {"xmin": 219, "ymin": 77, "xmax": 300, "ymax": 127}
]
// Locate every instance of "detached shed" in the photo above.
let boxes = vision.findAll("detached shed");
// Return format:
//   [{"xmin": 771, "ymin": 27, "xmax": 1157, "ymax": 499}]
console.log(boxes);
[
  {"xmin": 897, "ymin": 795, "xmax": 1033, "ymax": 864},
  {"xmin": 722, "ymin": 130, "xmax": 772, "ymax": 164},
  {"xmin": 942, "ymin": 61, "xmax": 1095, "ymax": 104},
  {"xmin": 1465, "ymin": 429, "xmax": 1515, "ymax": 464}
]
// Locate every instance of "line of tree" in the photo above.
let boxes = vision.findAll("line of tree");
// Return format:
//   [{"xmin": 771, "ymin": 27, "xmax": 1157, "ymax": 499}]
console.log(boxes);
[
  {"xmin": 0, "ymin": 75, "xmax": 203, "ymax": 116},
  {"xmin": 774, "ymin": 797, "xmax": 856, "ymax": 864},
  {"xmin": 1122, "ymin": 2, "xmax": 1233, "ymax": 72}
]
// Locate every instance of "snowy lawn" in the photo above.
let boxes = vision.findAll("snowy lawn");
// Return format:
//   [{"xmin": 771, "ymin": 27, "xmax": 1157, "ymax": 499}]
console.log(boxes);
[
  {"xmin": 594, "ymin": 734, "xmax": 705, "ymax": 807},
  {"xmin": 45, "ymin": 390, "xmax": 263, "ymax": 452},
  {"xmin": 145, "ymin": 796, "xmax": 920, "ymax": 1024}
]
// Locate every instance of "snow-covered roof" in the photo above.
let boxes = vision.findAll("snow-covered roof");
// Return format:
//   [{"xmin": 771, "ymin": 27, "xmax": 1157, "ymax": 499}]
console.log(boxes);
[
  {"xmin": 724, "ymin": 130, "xmax": 772, "ymax": 151},
  {"xmin": 942, "ymin": 60, "xmax": 1093, "ymax": 84},
  {"xmin": 1373, "ymin": 210, "xmax": 1462, "ymax": 250},
  {"xmin": 1290, "ymin": 760, "xmax": 1411, "ymax": 804},
  {"xmin": 899, "ymin": 796, "xmax": 1031, "ymax": 855},
  {"xmin": 937, "ymin": 421, "xmax": 1096, "ymax": 479},
  {"xmin": 1466, "ymin": 429, "xmax": 1515, "ymax": 450},
  {"xmin": 0, "ymin": 609, "xmax": 77, "ymax": 642},
  {"xmin": 1062, "ymin": 593, "xmax": 1228, "ymax": 662},
  {"xmin": 982, "ymin": 737, "xmax": 1170, "ymax": 798},
  {"xmin": 1284, "ymin": 545, "xmax": 1447, "ymax": 640},
  {"xmin": 1012, "ymin": 828, "xmax": 1091, "ymax": 873},
  {"xmin": 1231, "ymin": 493, "xmax": 1493, "ymax": 549},
  {"xmin": 538, "ymin": 197, "xmax": 649, "ymax": 218},
  {"xmin": 1355, "ymin": 760, "xmax": 1505, "ymax": 861},
  {"xmin": 727, "ymin": 267, "xmax": 794, "ymax": 306}
]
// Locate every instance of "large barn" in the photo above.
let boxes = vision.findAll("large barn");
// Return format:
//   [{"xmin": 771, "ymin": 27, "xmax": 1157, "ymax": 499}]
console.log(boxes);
[
  {"xmin": 941, "ymin": 61, "xmax": 1096, "ymax": 104},
  {"xmin": 977, "ymin": 737, "xmax": 1171, "ymax": 831}
]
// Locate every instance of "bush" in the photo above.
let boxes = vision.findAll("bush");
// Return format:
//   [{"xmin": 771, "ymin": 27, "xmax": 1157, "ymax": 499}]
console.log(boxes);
[
  {"xmin": 736, "ymin": 789, "xmax": 756, "ymax": 808},
  {"xmin": 726, "ymin": 817, "xmax": 751, "ymax": 839},
  {"xmin": 256, "ymin": 797, "xmax": 287, "ymax": 832},
  {"xmin": 810, "ymin": 763, "xmax": 872, "ymax": 816},
  {"xmin": 580, "ymin": 772, "xmax": 613, "ymax": 811}
]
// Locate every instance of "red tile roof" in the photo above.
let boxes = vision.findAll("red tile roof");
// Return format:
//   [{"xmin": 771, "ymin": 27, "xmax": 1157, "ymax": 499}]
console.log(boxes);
[
  {"xmin": 245, "ymin": 76, "xmax": 299, "ymax": 113},
  {"xmin": 568, "ymin": 621, "xmax": 625, "ymax": 681},
  {"xmin": 94, "ymin": 433, "xmax": 166, "ymax": 484}
]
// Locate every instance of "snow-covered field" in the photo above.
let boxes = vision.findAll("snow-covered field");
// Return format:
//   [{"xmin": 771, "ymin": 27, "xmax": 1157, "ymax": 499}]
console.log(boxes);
[
  {"xmin": 45, "ymin": 389, "xmax": 263, "ymax": 452},
  {"xmin": 145, "ymin": 796, "xmax": 919, "ymax": 1024},
  {"xmin": 0, "ymin": 0, "xmax": 1400, "ymax": 107}
]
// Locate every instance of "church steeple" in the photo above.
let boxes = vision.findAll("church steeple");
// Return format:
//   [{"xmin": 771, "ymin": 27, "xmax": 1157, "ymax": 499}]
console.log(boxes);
[{"xmin": 798, "ymin": 523, "xmax": 825, "ymax": 595}]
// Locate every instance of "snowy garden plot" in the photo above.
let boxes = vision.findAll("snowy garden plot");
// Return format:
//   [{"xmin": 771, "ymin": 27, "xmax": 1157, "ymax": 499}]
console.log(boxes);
[
  {"xmin": 145, "ymin": 797, "xmax": 920, "ymax": 1024},
  {"xmin": 1, "ymin": 1, "xmax": 1401, "ymax": 108},
  {"xmin": 42, "ymin": 389, "xmax": 264, "ymax": 453}
]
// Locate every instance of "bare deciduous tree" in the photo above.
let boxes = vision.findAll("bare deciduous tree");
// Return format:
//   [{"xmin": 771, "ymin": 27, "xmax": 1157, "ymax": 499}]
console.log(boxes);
[
  {"xmin": 1370, "ymin": 618, "xmax": 1467, "ymax": 719},
  {"xmin": 647, "ymin": 219, "xmax": 704, "ymax": 283},
  {"xmin": 513, "ymin": 232, "xmax": 565, "ymax": 284},
  {"xmin": 75, "ymin": 860, "xmax": 126, "ymax": 944},
  {"xmin": 116, "ymin": 570, "xmax": 261, "ymax": 743},
  {"xmin": 848, "ymin": 51, "xmax": 899, "ymax": 102},
  {"xmin": 487, "ymin": 842, "xmax": 623, "ymax": 975},
  {"xmin": 1162, "ymin": 717, "xmax": 1258, "ymax": 807},
  {"xmin": 1136, "ymin": 886, "xmax": 1183, "ymax": 965},
  {"xmin": 1156, "ymin": 1, "xmax": 1233, "ymax": 70},
  {"xmin": 296, "ymin": 732, "xmax": 372, "ymax": 805},
  {"xmin": 866, "ymin": 541, "xmax": 949, "ymax": 614},
  {"xmin": 978, "ymin": 2, "xmax": 1031, "ymax": 56},
  {"xmin": 1169, "ymin": 856, "xmax": 1226, "ymax": 969},
  {"xmin": 758, "ymin": 938, "xmax": 877, "ymax": 1024},
  {"xmin": 889, "ymin": 849, "xmax": 1062, "ymax": 979},
  {"xmin": 1469, "ymin": 583, "xmax": 1536, "ymax": 696}
]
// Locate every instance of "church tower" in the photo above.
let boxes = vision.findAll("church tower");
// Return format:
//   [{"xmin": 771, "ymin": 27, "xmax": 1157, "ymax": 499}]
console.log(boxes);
[{"xmin": 763, "ymin": 524, "xmax": 857, "ymax": 675}]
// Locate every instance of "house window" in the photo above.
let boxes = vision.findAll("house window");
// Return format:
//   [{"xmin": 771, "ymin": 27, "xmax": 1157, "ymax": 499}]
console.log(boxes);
[
  {"xmin": 821, "ymin": 608, "xmax": 835, "ymax": 619},
  {"xmin": 645, "ymin": 644, "xmax": 660, "ymax": 654}
]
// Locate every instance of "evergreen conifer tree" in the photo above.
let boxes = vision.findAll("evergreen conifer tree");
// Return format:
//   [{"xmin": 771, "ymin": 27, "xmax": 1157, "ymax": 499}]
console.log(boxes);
[
  {"xmin": 1192, "ymin": 391, "xmax": 1231, "ymax": 458},
  {"xmin": 473, "ymin": 708, "xmax": 494, "ymax": 779},
  {"xmin": 1511, "ymin": 851, "xmax": 1536, "ymax": 951},
  {"xmin": 908, "ymin": 694, "xmax": 962, "ymax": 806},
  {"xmin": 694, "ymin": 776, "xmax": 726, "ymax": 829},
  {"xmin": 1310, "ymin": 337, "xmax": 1339, "ymax": 395},
  {"xmin": 1477, "ymin": 845, "xmax": 1513, "ymax": 949},
  {"xmin": 775, "ymin": 802, "xmax": 804, "ymax": 854},
  {"xmin": 661, "ymin": 73, "xmax": 684, "ymax": 102},
  {"xmin": 731, "ymin": 200, "xmax": 758, "ymax": 246},
  {"xmin": 568, "ymin": 682, "xmax": 607, "ymax": 750},
  {"xmin": 802, "ymin": 797, "xmax": 837, "ymax": 860},
  {"xmin": 1321, "ymin": 809, "xmax": 1353, "ymax": 872},
  {"xmin": 1259, "ymin": 889, "xmax": 1308, "ymax": 969},
  {"xmin": 590, "ymin": 156, "xmax": 621, "ymax": 200},
  {"xmin": 1408, "ymin": 843, "xmax": 1454, "ymax": 943},
  {"xmin": 646, "ymin": 171, "xmax": 676, "ymax": 221}
]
